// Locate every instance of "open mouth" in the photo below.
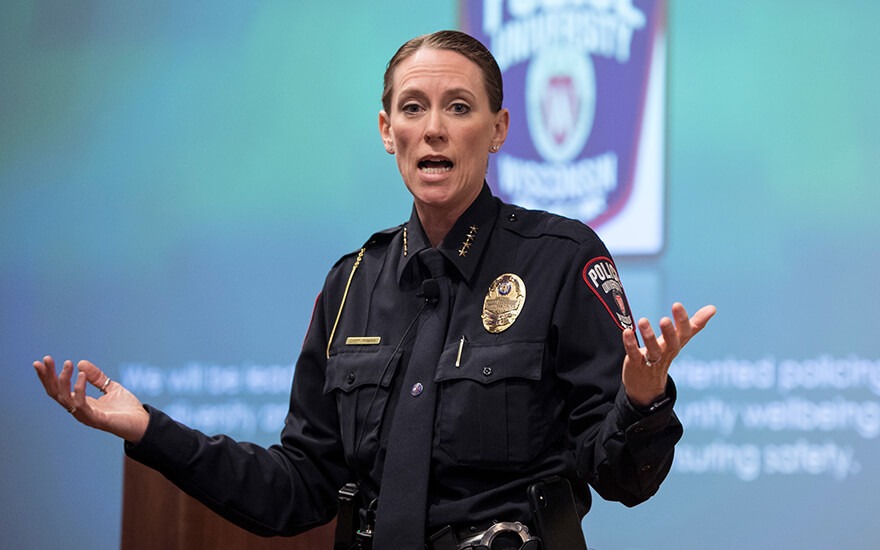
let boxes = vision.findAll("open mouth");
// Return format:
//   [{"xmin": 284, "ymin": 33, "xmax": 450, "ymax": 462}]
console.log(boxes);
[{"xmin": 418, "ymin": 158, "xmax": 454, "ymax": 174}]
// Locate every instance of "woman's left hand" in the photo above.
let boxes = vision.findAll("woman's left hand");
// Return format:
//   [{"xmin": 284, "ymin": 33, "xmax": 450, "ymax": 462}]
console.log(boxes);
[{"xmin": 622, "ymin": 302, "xmax": 716, "ymax": 408}]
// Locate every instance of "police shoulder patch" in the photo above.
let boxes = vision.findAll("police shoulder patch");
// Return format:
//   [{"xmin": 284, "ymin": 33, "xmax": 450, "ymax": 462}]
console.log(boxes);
[{"xmin": 581, "ymin": 256, "xmax": 634, "ymax": 331}]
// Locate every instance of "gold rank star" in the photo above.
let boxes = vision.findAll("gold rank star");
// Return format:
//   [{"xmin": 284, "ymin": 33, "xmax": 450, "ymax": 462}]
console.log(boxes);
[{"xmin": 459, "ymin": 225, "xmax": 478, "ymax": 257}]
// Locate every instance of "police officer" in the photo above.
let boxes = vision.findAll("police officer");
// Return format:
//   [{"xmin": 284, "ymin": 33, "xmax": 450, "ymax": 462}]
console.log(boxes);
[{"xmin": 35, "ymin": 30, "xmax": 715, "ymax": 549}]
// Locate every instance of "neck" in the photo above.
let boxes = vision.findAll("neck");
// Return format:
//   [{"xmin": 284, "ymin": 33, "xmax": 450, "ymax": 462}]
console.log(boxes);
[
  {"xmin": 414, "ymin": 185, "xmax": 482, "ymax": 247},
  {"xmin": 415, "ymin": 206, "xmax": 458, "ymax": 247}
]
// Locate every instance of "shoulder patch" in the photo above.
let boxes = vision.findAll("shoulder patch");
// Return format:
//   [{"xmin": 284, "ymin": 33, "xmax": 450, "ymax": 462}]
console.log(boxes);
[{"xmin": 581, "ymin": 257, "xmax": 634, "ymax": 331}]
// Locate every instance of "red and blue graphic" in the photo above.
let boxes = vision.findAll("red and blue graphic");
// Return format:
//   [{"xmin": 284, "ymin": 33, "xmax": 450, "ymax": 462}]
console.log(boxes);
[{"xmin": 461, "ymin": 0, "xmax": 667, "ymax": 255}]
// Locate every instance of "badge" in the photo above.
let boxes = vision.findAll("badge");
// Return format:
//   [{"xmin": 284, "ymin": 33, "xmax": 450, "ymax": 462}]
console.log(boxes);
[{"xmin": 482, "ymin": 273, "xmax": 526, "ymax": 333}]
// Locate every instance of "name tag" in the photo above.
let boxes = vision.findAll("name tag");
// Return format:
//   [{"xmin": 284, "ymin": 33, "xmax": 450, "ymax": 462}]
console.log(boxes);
[{"xmin": 345, "ymin": 336, "xmax": 381, "ymax": 345}]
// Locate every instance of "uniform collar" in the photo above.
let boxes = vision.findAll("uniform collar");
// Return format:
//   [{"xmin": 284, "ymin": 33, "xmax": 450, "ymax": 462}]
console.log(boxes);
[{"xmin": 397, "ymin": 183, "xmax": 499, "ymax": 285}]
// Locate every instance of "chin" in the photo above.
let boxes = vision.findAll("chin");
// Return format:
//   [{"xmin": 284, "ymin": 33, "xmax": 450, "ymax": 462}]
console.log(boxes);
[{"xmin": 415, "ymin": 188, "xmax": 454, "ymax": 205}]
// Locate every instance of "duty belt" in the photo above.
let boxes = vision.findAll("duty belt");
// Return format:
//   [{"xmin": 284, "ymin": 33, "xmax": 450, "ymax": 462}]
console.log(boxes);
[{"xmin": 428, "ymin": 521, "xmax": 540, "ymax": 550}]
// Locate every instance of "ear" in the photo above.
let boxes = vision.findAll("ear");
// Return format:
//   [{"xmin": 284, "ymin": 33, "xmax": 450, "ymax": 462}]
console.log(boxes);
[
  {"xmin": 379, "ymin": 110, "xmax": 395, "ymax": 154},
  {"xmin": 491, "ymin": 108, "xmax": 510, "ymax": 152}
]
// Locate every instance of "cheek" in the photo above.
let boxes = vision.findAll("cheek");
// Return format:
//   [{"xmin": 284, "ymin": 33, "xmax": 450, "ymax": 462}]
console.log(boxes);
[
  {"xmin": 395, "ymin": 135, "xmax": 414, "ymax": 154},
  {"xmin": 390, "ymin": 125, "xmax": 416, "ymax": 152},
  {"xmin": 463, "ymin": 125, "xmax": 491, "ymax": 149}
]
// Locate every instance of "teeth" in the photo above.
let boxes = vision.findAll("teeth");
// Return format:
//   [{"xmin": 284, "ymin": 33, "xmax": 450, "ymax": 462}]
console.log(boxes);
[{"xmin": 420, "ymin": 165, "xmax": 452, "ymax": 174}]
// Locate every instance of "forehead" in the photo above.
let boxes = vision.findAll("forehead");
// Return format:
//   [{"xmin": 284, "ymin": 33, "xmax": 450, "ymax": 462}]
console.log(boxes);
[{"xmin": 392, "ymin": 48, "xmax": 487, "ymax": 101}]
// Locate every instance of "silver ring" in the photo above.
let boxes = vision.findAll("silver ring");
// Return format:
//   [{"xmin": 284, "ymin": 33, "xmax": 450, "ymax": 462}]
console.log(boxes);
[
  {"xmin": 67, "ymin": 405, "xmax": 77, "ymax": 414},
  {"xmin": 645, "ymin": 357, "xmax": 660, "ymax": 367},
  {"xmin": 100, "ymin": 377, "xmax": 112, "ymax": 394}
]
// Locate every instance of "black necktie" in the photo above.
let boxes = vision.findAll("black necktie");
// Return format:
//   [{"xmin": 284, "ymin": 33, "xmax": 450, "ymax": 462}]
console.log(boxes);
[{"xmin": 373, "ymin": 248, "xmax": 450, "ymax": 548}]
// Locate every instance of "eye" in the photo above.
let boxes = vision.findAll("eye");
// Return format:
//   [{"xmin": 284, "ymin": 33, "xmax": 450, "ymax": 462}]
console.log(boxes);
[
  {"xmin": 450, "ymin": 102, "xmax": 471, "ymax": 115},
  {"xmin": 401, "ymin": 102, "xmax": 424, "ymax": 115}
]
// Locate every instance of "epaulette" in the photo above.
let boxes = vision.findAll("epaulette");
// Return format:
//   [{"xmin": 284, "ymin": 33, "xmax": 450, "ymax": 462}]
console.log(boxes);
[
  {"xmin": 362, "ymin": 224, "xmax": 404, "ymax": 248},
  {"xmin": 498, "ymin": 203, "xmax": 600, "ymax": 245},
  {"xmin": 332, "ymin": 224, "xmax": 404, "ymax": 268}
]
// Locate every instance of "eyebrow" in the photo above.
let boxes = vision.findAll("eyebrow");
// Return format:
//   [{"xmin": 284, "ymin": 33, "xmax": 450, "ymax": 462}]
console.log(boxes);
[
  {"xmin": 397, "ymin": 87, "xmax": 478, "ymax": 105},
  {"xmin": 442, "ymin": 87, "xmax": 478, "ymax": 101}
]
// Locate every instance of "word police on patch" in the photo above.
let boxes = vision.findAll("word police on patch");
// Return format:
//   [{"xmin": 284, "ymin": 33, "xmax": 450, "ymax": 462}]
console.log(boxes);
[{"xmin": 582, "ymin": 257, "xmax": 633, "ymax": 330}]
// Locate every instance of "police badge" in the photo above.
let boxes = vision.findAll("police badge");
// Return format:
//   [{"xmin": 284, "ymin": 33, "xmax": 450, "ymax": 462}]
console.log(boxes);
[{"xmin": 482, "ymin": 273, "xmax": 526, "ymax": 333}]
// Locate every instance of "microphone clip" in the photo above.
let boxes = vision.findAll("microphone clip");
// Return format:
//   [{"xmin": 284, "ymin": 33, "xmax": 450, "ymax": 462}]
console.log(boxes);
[{"xmin": 417, "ymin": 278, "xmax": 440, "ymax": 304}]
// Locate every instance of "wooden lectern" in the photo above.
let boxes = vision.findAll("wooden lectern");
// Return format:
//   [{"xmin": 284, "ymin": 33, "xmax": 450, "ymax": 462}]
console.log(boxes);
[{"xmin": 121, "ymin": 457, "xmax": 336, "ymax": 549}]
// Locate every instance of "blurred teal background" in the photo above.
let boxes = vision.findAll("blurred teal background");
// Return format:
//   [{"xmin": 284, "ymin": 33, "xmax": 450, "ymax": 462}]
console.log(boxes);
[{"xmin": 2, "ymin": 1, "xmax": 879, "ymax": 548}]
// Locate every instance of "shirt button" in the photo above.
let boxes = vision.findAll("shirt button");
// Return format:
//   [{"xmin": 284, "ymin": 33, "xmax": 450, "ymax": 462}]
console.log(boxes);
[
  {"xmin": 411, "ymin": 382, "xmax": 424, "ymax": 396},
  {"xmin": 346, "ymin": 372, "xmax": 356, "ymax": 384},
  {"xmin": 634, "ymin": 427, "xmax": 645, "ymax": 433},
  {"xmin": 641, "ymin": 464, "xmax": 653, "ymax": 472},
  {"xmin": 482, "ymin": 367, "xmax": 492, "ymax": 377},
  {"xmin": 507, "ymin": 213, "xmax": 518, "ymax": 222}
]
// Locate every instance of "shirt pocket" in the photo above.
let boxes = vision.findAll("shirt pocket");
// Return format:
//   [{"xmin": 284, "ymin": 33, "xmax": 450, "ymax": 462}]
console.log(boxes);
[
  {"xmin": 324, "ymin": 346, "xmax": 402, "ymax": 465},
  {"xmin": 434, "ymin": 341, "xmax": 546, "ymax": 466}
]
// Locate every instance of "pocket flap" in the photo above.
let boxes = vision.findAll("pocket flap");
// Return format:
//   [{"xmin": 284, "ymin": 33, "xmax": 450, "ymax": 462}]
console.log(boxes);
[
  {"xmin": 324, "ymin": 346, "xmax": 401, "ymax": 394},
  {"xmin": 434, "ymin": 341, "xmax": 544, "ymax": 384}
]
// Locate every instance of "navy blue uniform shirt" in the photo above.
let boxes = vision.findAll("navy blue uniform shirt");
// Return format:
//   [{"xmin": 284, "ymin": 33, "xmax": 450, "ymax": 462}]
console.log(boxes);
[{"xmin": 126, "ymin": 184, "xmax": 682, "ymax": 538}]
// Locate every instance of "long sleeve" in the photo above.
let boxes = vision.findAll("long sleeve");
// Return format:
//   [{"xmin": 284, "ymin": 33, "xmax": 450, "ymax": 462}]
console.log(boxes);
[
  {"xmin": 124, "ymin": 288, "xmax": 352, "ymax": 536},
  {"xmin": 552, "ymin": 238, "xmax": 683, "ymax": 506}
]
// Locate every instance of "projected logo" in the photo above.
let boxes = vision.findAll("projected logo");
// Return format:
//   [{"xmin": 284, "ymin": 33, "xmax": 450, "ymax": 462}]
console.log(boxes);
[
  {"xmin": 461, "ymin": 0, "xmax": 667, "ymax": 255},
  {"xmin": 526, "ymin": 48, "xmax": 596, "ymax": 163}
]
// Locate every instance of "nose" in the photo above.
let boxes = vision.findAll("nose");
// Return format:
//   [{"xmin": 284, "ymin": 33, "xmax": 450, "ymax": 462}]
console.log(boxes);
[{"xmin": 423, "ymin": 110, "xmax": 446, "ymax": 143}]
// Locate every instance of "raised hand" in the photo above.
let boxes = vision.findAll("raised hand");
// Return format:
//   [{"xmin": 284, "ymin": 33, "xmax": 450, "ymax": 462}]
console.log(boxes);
[
  {"xmin": 621, "ymin": 303, "xmax": 716, "ymax": 408},
  {"xmin": 34, "ymin": 356, "xmax": 150, "ymax": 443}
]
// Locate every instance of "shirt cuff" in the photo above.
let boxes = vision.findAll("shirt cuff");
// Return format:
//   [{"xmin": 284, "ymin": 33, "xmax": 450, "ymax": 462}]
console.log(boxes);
[
  {"xmin": 124, "ymin": 404, "xmax": 201, "ymax": 472},
  {"xmin": 617, "ymin": 377, "xmax": 678, "ymax": 427}
]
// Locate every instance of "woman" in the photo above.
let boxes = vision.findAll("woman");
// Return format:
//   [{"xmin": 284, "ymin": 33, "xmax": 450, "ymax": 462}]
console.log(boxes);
[{"xmin": 35, "ymin": 30, "xmax": 714, "ymax": 549}]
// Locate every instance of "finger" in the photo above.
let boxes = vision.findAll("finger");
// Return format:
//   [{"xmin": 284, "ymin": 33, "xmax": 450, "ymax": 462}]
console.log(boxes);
[
  {"xmin": 73, "ymin": 371, "xmax": 88, "ymax": 410},
  {"xmin": 622, "ymin": 328, "xmax": 644, "ymax": 364},
  {"xmin": 34, "ymin": 357, "xmax": 60, "ymax": 399},
  {"xmin": 77, "ymin": 360, "xmax": 109, "ymax": 391},
  {"xmin": 33, "ymin": 355, "xmax": 56, "ymax": 379},
  {"xmin": 638, "ymin": 318, "xmax": 663, "ymax": 361},
  {"xmin": 659, "ymin": 315, "xmax": 680, "ymax": 355},
  {"xmin": 671, "ymin": 303, "xmax": 692, "ymax": 342},
  {"xmin": 690, "ymin": 305, "xmax": 717, "ymax": 333},
  {"xmin": 58, "ymin": 360, "xmax": 75, "ymax": 405},
  {"xmin": 68, "ymin": 371, "xmax": 93, "ymax": 422}
]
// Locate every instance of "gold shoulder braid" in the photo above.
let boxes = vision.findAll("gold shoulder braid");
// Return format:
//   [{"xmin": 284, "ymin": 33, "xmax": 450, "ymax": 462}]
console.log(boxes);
[{"xmin": 326, "ymin": 247, "xmax": 365, "ymax": 358}]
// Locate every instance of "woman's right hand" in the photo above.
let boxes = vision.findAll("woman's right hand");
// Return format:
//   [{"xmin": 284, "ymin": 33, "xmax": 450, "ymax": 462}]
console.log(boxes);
[{"xmin": 34, "ymin": 356, "xmax": 150, "ymax": 443}]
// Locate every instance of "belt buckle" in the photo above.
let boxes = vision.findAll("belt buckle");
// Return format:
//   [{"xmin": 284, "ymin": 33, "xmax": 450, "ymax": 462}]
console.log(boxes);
[{"xmin": 457, "ymin": 521, "xmax": 535, "ymax": 549}]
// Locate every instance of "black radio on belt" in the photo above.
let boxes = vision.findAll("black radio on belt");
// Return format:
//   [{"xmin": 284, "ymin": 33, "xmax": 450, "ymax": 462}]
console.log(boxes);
[
  {"xmin": 527, "ymin": 476, "xmax": 588, "ymax": 550},
  {"xmin": 355, "ymin": 501, "xmax": 377, "ymax": 550},
  {"xmin": 334, "ymin": 483, "xmax": 378, "ymax": 550},
  {"xmin": 334, "ymin": 483, "xmax": 360, "ymax": 550}
]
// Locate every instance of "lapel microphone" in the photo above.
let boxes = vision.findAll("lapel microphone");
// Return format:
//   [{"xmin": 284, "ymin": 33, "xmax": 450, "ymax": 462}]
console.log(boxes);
[{"xmin": 417, "ymin": 278, "xmax": 440, "ymax": 304}]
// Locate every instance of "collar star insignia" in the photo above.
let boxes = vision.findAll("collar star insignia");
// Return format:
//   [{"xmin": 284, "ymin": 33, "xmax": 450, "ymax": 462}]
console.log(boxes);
[{"xmin": 458, "ymin": 225, "xmax": 478, "ymax": 257}]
